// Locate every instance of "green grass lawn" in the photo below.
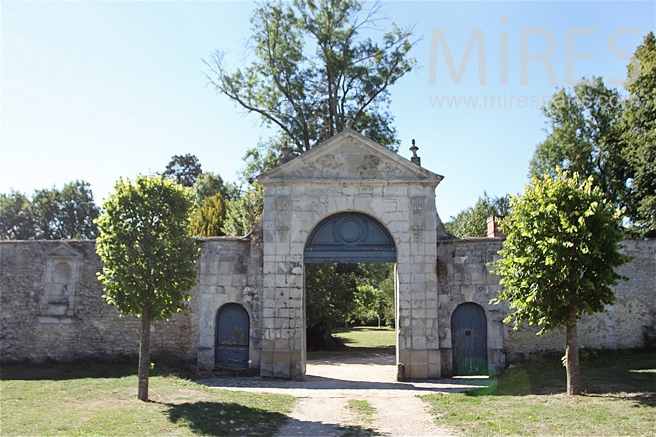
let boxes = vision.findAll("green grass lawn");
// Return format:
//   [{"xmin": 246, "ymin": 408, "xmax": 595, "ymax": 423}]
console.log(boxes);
[
  {"xmin": 422, "ymin": 349, "xmax": 656, "ymax": 436},
  {"xmin": 1, "ymin": 362, "xmax": 294, "ymax": 436},
  {"xmin": 308, "ymin": 326, "xmax": 396, "ymax": 360}
]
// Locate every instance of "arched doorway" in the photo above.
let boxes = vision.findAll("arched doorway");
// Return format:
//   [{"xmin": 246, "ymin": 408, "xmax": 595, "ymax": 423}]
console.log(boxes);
[
  {"xmin": 215, "ymin": 304, "xmax": 249, "ymax": 371},
  {"xmin": 303, "ymin": 212, "xmax": 397, "ymax": 368},
  {"xmin": 451, "ymin": 303, "xmax": 488, "ymax": 376}
]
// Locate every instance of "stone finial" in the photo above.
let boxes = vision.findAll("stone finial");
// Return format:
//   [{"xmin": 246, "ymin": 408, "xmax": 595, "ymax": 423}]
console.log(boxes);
[
  {"xmin": 279, "ymin": 142, "xmax": 291, "ymax": 165},
  {"xmin": 345, "ymin": 120, "xmax": 353, "ymax": 130},
  {"xmin": 410, "ymin": 139, "xmax": 421, "ymax": 166}
]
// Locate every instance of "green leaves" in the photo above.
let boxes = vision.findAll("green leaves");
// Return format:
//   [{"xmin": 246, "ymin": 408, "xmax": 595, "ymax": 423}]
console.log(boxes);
[
  {"xmin": 529, "ymin": 32, "xmax": 656, "ymax": 237},
  {"xmin": 491, "ymin": 169, "xmax": 631, "ymax": 334},
  {"xmin": 95, "ymin": 175, "xmax": 200, "ymax": 321},
  {"xmin": 621, "ymin": 32, "xmax": 656, "ymax": 236},
  {"xmin": 0, "ymin": 181, "xmax": 99, "ymax": 240},
  {"xmin": 222, "ymin": 183, "xmax": 264, "ymax": 237},
  {"xmin": 189, "ymin": 193, "xmax": 228, "ymax": 237},
  {"xmin": 445, "ymin": 192, "xmax": 510, "ymax": 238}
]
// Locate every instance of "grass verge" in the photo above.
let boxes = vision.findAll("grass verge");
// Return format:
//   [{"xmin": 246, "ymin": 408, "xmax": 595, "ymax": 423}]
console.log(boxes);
[
  {"xmin": 308, "ymin": 326, "xmax": 396, "ymax": 360},
  {"xmin": 421, "ymin": 349, "xmax": 655, "ymax": 436},
  {"xmin": 1, "ymin": 362, "xmax": 294, "ymax": 436}
]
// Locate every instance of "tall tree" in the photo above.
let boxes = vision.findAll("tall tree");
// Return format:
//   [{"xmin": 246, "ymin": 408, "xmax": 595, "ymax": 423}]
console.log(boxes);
[
  {"xmin": 492, "ymin": 169, "xmax": 630, "ymax": 395},
  {"xmin": 528, "ymin": 78, "xmax": 631, "ymax": 214},
  {"xmin": 162, "ymin": 154, "xmax": 202, "ymax": 187},
  {"xmin": 206, "ymin": 0, "xmax": 415, "ymax": 154},
  {"xmin": 445, "ymin": 192, "xmax": 510, "ymax": 238},
  {"xmin": 622, "ymin": 31, "xmax": 656, "ymax": 236},
  {"xmin": 95, "ymin": 175, "xmax": 200, "ymax": 401}
]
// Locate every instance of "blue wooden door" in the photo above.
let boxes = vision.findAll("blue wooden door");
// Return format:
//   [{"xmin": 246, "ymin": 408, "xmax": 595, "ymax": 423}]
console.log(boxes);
[
  {"xmin": 451, "ymin": 303, "xmax": 488, "ymax": 376},
  {"xmin": 215, "ymin": 304, "xmax": 249, "ymax": 370}
]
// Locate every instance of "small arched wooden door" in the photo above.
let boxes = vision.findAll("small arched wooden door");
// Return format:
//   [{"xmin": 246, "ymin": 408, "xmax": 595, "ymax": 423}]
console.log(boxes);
[
  {"xmin": 451, "ymin": 303, "xmax": 488, "ymax": 376},
  {"xmin": 215, "ymin": 304, "xmax": 249, "ymax": 370}
]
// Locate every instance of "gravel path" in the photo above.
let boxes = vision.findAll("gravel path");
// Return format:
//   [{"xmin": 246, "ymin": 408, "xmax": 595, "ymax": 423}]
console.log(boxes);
[{"xmin": 200, "ymin": 354, "xmax": 490, "ymax": 436}]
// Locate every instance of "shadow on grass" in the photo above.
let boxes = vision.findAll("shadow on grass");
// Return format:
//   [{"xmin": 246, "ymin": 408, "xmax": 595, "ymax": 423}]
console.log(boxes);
[
  {"xmin": 0, "ymin": 360, "xmax": 189, "ymax": 381},
  {"xmin": 467, "ymin": 349, "xmax": 656, "ymax": 407},
  {"xmin": 165, "ymin": 401, "xmax": 289, "ymax": 437}
]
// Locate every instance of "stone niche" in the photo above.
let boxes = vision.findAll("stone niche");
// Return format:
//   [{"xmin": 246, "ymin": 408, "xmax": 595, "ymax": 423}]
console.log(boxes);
[{"xmin": 40, "ymin": 244, "xmax": 83, "ymax": 323}]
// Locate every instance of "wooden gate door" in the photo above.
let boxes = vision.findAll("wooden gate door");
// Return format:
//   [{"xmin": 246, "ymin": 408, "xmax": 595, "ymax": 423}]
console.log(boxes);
[
  {"xmin": 451, "ymin": 303, "xmax": 488, "ymax": 376},
  {"xmin": 215, "ymin": 304, "xmax": 249, "ymax": 370}
]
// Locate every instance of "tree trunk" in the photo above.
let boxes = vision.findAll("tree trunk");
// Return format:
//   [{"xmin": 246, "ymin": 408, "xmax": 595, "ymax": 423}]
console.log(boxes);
[
  {"xmin": 138, "ymin": 306, "xmax": 151, "ymax": 401},
  {"xmin": 565, "ymin": 306, "xmax": 581, "ymax": 395}
]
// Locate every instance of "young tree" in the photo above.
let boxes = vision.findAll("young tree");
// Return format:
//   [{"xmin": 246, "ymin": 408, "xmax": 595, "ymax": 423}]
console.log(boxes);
[
  {"xmin": 95, "ymin": 175, "xmax": 200, "ymax": 401},
  {"xmin": 189, "ymin": 193, "xmax": 228, "ymax": 237},
  {"xmin": 162, "ymin": 154, "xmax": 202, "ymax": 187},
  {"xmin": 492, "ymin": 170, "xmax": 630, "ymax": 395},
  {"xmin": 206, "ymin": 0, "xmax": 415, "ymax": 154},
  {"xmin": 445, "ymin": 192, "xmax": 510, "ymax": 238},
  {"xmin": 622, "ymin": 32, "xmax": 656, "ymax": 236}
]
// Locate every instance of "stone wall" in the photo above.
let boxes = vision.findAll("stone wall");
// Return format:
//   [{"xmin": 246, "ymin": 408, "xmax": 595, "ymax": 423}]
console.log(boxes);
[
  {"xmin": 193, "ymin": 237, "xmax": 264, "ymax": 373},
  {"xmin": 2, "ymin": 234, "xmax": 654, "ymax": 376},
  {"xmin": 0, "ymin": 240, "xmax": 195, "ymax": 364},
  {"xmin": 436, "ymin": 238, "xmax": 507, "ymax": 376},
  {"xmin": 436, "ymin": 238, "xmax": 656, "ymax": 373},
  {"xmin": 0, "ymin": 237, "xmax": 262, "ymax": 371},
  {"xmin": 504, "ymin": 239, "xmax": 656, "ymax": 362}
]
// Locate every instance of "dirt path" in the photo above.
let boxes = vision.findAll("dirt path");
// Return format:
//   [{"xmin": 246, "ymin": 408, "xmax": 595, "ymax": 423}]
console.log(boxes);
[{"xmin": 200, "ymin": 354, "xmax": 489, "ymax": 436}]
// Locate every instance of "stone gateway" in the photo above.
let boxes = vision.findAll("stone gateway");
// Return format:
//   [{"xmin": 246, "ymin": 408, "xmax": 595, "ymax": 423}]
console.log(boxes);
[{"xmin": 1, "ymin": 129, "xmax": 655, "ymax": 379}]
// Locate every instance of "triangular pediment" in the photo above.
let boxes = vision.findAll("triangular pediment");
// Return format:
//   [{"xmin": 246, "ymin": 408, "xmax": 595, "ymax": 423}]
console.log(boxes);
[
  {"xmin": 258, "ymin": 130, "xmax": 443, "ymax": 184},
  {"xmin": 45, "ymin": 244, "xmax": 83, "ymax": 258}
]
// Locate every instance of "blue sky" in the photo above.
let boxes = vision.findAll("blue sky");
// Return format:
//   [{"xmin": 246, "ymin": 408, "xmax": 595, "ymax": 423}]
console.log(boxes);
[{"xmin": 1, "ymin": 1, "xmax": 653, "ymax": 221}]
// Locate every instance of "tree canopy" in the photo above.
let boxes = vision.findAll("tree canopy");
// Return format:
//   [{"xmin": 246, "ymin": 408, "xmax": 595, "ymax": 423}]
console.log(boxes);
[
  {"xmin": 162, "ymin": 154, "xmax": 203, "ymax": 187},
  {"xmin": 206, "ymin": 0, "xmax": 415, "ymax": 154},
  {"xmin": 529, "ymin": 32, "xmax": 656, "ymax": 236},
  {"xmin": 95, "ymin": 175, "xmax": 200, "ymax": 401},
  {"xmin": 622, "ymin": 31, "xmax": 656, "ymax": 236},
  {"xmin": 444, "ymin": 192, "xmax": 510, "ymax": 238},
  {"xmin": 191, "ymin": 172, "xmax": 241, "ymax": 205},
  {"xmin": 0, "ymin": 181, "xmax": 99, "ymax": 240},
  {"xmin": 492, "ymin": 169, "xmax": 630, "ymax": 395},
  {"xmin": 528, "ymin": 78, "xmax": 629, "ymax": 212}
]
